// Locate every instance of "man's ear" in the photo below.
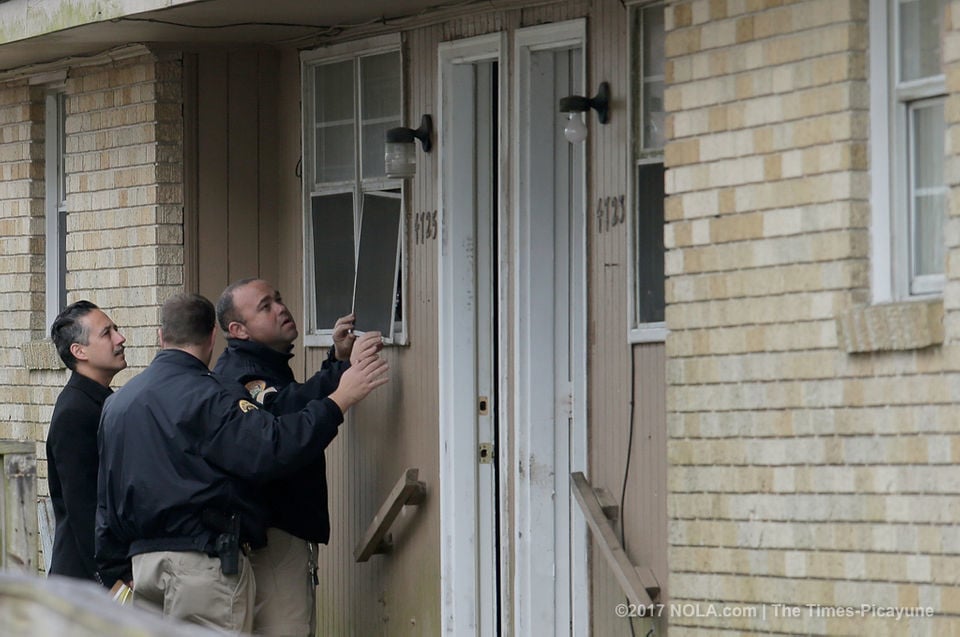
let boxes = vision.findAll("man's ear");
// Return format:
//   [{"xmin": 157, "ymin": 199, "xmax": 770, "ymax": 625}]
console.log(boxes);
[
  {"xmin": 157, "ymin": 328, "xmax": 165, "ymax": 348},
  {"xmin": 69, "ymin": 342, "xmax": 88, "ymax": 362},
  {"xmin": 227, "ymin": 321, "xmax": 249, "ymax": 340}
]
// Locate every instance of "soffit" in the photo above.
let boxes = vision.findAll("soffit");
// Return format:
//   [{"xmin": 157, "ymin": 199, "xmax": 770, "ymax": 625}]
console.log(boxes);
[{"xmin": 0, "ymin": 0, "xmax": 458, "ymax": 73}]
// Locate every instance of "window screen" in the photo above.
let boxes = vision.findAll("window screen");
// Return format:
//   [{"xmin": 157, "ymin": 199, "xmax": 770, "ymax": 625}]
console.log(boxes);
[{"xmin": 353, "ymin": 193, "xmax": 402, "ymax": 335}]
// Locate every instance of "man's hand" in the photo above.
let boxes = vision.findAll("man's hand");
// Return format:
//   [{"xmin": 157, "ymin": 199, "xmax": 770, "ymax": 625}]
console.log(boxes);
[
  {"xmin": 328, "ymin": 353, "xmax": 390, "ymax": 412},
  {"xmin": 332, "ymin": 313, "xmax": 356, "ymax": 361},
  {"xmin": 350, "ymin": 331, "xmax": 383, "ymax": 366}
]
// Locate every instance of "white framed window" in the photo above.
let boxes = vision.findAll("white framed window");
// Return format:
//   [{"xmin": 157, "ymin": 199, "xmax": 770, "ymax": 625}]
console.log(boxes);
[
  {"xmin": 870, "ymin": 0, "xmax": 947, "ymax": 302},
  {"xmin": 301, "ymin": 34, "xmax": 407, "ymax": 346},
  {"xmin": 628, "ymin": 1, "xmax": 667, "ymax": 343},
  {"xmin": 44, "ymin": 90, "xmax": 66, "ymax": 330}
]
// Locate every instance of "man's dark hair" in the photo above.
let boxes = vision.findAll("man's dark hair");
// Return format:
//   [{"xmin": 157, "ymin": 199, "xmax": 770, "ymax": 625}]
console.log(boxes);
[
  {"xmin": 50, "ymin": 300, "xmax": 99, "ymax": 370},
  {"xmin": 161, "ymin": 294, "xmax": 216, "ymax": 346},
  {"xmin": 215, "ymin": 277, "xmax": 257, "ymax": 333}
]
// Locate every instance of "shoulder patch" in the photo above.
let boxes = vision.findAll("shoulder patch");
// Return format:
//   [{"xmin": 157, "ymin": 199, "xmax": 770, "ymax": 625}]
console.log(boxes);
[
  {"xmin": 244, "ymin": 379, "xmax": 267, "ymax": 398},
  {"xmin": 238, "ymin": 399, "xmax": 259, "ymax": 413},
  {"xmin": 244, "ymin": 379, "xmax": 277, "ymax": 405}
]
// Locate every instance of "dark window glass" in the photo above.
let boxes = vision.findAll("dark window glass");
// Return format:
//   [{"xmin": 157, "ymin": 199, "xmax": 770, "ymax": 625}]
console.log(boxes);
[{"xmin": 636, "ymin": 162, "xmax": 665, "ymax": 324}]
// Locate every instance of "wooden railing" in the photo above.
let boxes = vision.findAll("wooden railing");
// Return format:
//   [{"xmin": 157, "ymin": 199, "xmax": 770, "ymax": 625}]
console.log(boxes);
[
  {"xmin": 354, "ymin": 468, "xmax": 426, "ymax": 562},
  {"xmin": 571, "ymin": 471, "xmax": 661, "ymax": 606}
]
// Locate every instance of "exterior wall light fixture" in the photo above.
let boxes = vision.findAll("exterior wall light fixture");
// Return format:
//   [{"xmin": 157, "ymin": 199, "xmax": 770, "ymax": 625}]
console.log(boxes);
[
  {"xmin": 558, "ymin": 81, "xmax": 610, "ymax": 143},
  {"xmin": 385, "ymin": 114, "xmax": 433, "ymax": 178}
]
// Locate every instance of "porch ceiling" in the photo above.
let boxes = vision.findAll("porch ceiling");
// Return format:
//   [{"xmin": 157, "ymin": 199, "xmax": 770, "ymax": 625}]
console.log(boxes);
[{"xmin": 0, "ymin": 0, "xmax": 462, "ymax": 73}]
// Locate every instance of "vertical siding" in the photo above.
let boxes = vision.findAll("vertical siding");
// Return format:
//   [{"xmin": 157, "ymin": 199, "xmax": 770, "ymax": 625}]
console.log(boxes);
[
  {"xmin": 195, "ymin": 47, "xmax": 280, "ymax": 344},
  {"xmin": 257, "ymin": 49, "xmax": 280, "ymax": 287},
  {"xmin": 587, "ymin": 1, "xmax": 668, "ymax": 636},
  {"xmin": 196, "ymin": 51, "xmax": 229, "ymax": 310},
  {"xmin": 244, "ymin": 2, "xmax": 662, "ymax": 635},
  {"xmin": 307, "ymin": 24, "xmax": 444, "ymax": 636}
]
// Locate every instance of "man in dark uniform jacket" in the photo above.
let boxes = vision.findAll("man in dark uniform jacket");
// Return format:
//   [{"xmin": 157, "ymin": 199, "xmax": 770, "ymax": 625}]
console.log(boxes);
[
  {"xmin": 47, "ymin": 300, "xmax": 126, "ymax": 584},
  {"xmin": 213, "ymin": 278, "xmax": 383, "ymax": 636},
  {"xmin": 96, "ymin": 293, "xmax": 388, "ymax": 632}
]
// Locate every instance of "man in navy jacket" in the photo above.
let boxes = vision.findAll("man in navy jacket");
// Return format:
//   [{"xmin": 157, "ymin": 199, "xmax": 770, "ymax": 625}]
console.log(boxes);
[
  {"xmin": 47, "ymin": 300, "xmax": 126, "ymax": 585},
  {"xmin": 96, "ymin": 293, "xmax": 388, "ymax": 631},
  {"xmin": 214, "ymin": 278, "xmax": 382, "ymax": 637}
]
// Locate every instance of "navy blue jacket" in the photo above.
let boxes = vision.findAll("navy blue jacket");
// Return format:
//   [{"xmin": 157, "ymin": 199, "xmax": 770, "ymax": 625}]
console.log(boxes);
[
  {"xmin": 47, "ymin": 372, "xmax": 111, "ymax": 585},
  {"xmin": 95, "ymin": 349, "xmax": 344, "ymax": 584},
  {"xmin": 213, "ymin": 338, "xmax": 348, "ymax": 543}
]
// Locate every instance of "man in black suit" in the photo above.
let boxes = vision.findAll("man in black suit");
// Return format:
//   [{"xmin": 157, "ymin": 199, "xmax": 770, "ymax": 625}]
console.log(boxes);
[{"xmin": 47, "ymin": 300, "xmax": 126, "ymax": 584}]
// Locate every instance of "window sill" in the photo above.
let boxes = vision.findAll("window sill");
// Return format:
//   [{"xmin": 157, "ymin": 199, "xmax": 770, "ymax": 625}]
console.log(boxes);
[
  {"xmin": 20, "ymin": 340, "xmax": 64, "ymax": 370},
  {"xmin": 303, "ymin": 331, "xmax": 407, "ymax": 349},
  {"xmin": 836, "ymin": 298, "xmax": 943, "ymax": 353},
  {"xmin": 629, "ymin": 323, "xmax": 667, "ymax": 344}
]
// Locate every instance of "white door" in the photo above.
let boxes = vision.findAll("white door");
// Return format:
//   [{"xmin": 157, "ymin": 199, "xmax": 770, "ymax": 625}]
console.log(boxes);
[
  {"xmin": 438, "ymin": 33, "xmax": 507, "ymax": 636},
  {"xmin": 514, "ymin": 19, "xmax": 588, "ymax": 637}
]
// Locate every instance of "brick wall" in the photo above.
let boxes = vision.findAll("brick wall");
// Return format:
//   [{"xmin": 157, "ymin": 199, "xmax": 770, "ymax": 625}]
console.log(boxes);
[
  {"xmin": 0, "ymin": 80, "xmax": 48, "ymax": 447},
  {"xmin": 0, "ymin": 50, "xmax": 183, "ymax": 568},
  {"xmin": 665, "ymin": 0, "xmax": 958, "ymax": 633}
]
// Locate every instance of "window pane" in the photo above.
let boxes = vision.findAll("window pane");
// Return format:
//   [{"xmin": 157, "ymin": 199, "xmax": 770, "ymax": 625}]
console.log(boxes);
[
  {"xmin": 635, "ymin": 3, "xmax": 666, "ymax": 152},
  {"xmin": 642, "ymin": 4, "xmax": 665, "ymax": 77},
  {"xmin": 911, "ymin": 100, "xmax": 946, "ymax": 278},
  {"xmin": 314, "ymin": 61, "xmax": 355, "ymax": 183},
  {"xmin": 360, "ymin": 52, "xmax": 402, "ymax": 179},
  {"xmin": 311, "ymin": 193, "xmax": 356, "ymax": 329},
  {"xmin": 315, "ymin": 124, "xmax": 355, "ymax": 183},
  {"xmin": 636, "ymin": 163, "xmax": 666, "ymax": 324},
  {"xmin": 57, "ymin": 93, "xmax": 66, "ymax": 207},
  {"xmin": 354, "ymin": 193, "xmax": 402, "ymax": 335},
  {"xmin": 643, "ymin": 79, "xmax": 665, "ymax": 150},
  {"xmin": 898, "ymin": 0, "xmax": 944, "ymax": 82},
  {"xmin": 315, "ymin": 61, "xmax": 354, "ymax": 122}
]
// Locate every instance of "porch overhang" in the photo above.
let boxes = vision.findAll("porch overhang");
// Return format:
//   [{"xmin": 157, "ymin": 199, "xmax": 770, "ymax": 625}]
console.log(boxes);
[{"xmin": 0, "ymin": 0, "xmax": 460, "ymax": 74}]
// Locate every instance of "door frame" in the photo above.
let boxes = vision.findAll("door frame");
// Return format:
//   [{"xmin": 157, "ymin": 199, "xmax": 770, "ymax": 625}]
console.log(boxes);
[
  {"xmin": 513, "ymin": 18, "xmax": 589, "ymax": 637},
  {"xmin": 437, "ymin": 31, "xmax": 508, "ymax": 636}
]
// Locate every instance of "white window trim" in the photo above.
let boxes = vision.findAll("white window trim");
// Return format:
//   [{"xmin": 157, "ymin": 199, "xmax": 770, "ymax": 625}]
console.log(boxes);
[
  {"xmin": 869, "ymin": 0, "xmax": 946, "ymax": 303},
  {"xmin": 44, "ymin": 89, "xmax": 66, "ymax": 330},
  {"xmin": 627, "ymin": 1, "xmax": 667, "ymax": 344},
  {"xmin": 300, "ymin": 33, "xmax": 407, "ymax": 348}
]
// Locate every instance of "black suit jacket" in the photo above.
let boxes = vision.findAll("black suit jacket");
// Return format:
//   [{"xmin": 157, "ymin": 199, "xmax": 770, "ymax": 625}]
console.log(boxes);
[{"xmin": 47, "ymin": 371, "xmax": 111, "ymax": 585}]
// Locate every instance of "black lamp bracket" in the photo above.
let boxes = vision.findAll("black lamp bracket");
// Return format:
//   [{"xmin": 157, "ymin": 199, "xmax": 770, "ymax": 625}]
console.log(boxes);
[
  {"xmin": 386, "ymin": 114, "xmax": 433, "ymax": 153},
  {"xmin": 558, "ymin": 82, "xmax": 610, "ymax": 125}
]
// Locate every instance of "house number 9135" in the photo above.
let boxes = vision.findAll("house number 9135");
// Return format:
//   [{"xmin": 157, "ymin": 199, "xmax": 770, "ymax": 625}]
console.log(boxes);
[{"xmin": 414, "ymin": 210, "xmax": 438, "ymax": 245}]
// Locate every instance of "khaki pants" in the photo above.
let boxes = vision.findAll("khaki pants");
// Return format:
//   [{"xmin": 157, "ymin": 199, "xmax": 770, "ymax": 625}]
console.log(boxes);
[
  {"xmin": 132, "ymin": 550, "xmax": 255, "ymax": 634},
  {"xmin": 248, "ymin": 528, "xmax": 317, "ymax": 637}
]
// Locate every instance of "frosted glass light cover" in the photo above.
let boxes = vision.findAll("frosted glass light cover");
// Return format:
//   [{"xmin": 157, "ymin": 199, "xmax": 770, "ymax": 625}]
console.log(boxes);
[
  {"xmin": 564, "ymin": 113, "xmax": 587, "ymax": 144},
  {"xmin": 385, "ymin": 141, "xmax": 416, "ymax": 178}
]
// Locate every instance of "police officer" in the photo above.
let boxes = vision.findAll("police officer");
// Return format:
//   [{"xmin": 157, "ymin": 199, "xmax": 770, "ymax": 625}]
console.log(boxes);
[
  {"xmin": 213, "ymin": 278, "xmax": 382, "ymax": 636},
  {"xmin": 96, "ymin": 293, "xmax": 388, "ymax": 632}
]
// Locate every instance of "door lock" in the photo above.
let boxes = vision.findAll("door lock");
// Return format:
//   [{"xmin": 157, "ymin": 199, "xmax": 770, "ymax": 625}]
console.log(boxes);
[{"xmin": 478, "ymin": 442, "xmax": 495, "ymax": 464}]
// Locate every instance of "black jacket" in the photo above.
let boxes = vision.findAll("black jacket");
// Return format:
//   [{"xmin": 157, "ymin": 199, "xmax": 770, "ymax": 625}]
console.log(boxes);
[
  {"xmin": 213, "ymin": 338, "xmax": 348, "ymax": 543},
  {"xmin": 47, "ymin": 372, "xmax": 111, "ymax": 585},
  {"xmin": 95, "ymin": 349, "xmax": 344, "ymax": 584}
]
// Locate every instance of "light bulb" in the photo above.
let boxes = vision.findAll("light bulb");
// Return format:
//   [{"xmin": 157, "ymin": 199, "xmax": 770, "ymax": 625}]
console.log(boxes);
[{"xmin": 563, "ymin": 112, "xmax": 587, "ymax": 144}]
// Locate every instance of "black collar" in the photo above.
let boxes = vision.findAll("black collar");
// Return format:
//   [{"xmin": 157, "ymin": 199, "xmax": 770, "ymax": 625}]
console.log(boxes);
[
  {"xmin": 66, "ymin": 370, "xmax": 113, "ymax": 404},
  {"xmin": 225, "ymin": 338, "xmax": 294, "ymax": 368}
]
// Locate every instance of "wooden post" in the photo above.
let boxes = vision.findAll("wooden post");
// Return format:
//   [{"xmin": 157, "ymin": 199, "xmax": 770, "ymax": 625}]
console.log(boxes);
[{"xmin": 0, "ymin": 442, "xmax": 37, "ymax": 575}]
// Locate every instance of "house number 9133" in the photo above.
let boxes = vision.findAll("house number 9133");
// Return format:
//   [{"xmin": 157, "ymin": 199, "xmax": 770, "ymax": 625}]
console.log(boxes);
[{"xmin": 596, "ymin": 195, "xmax": 626, "ymax": 234}]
